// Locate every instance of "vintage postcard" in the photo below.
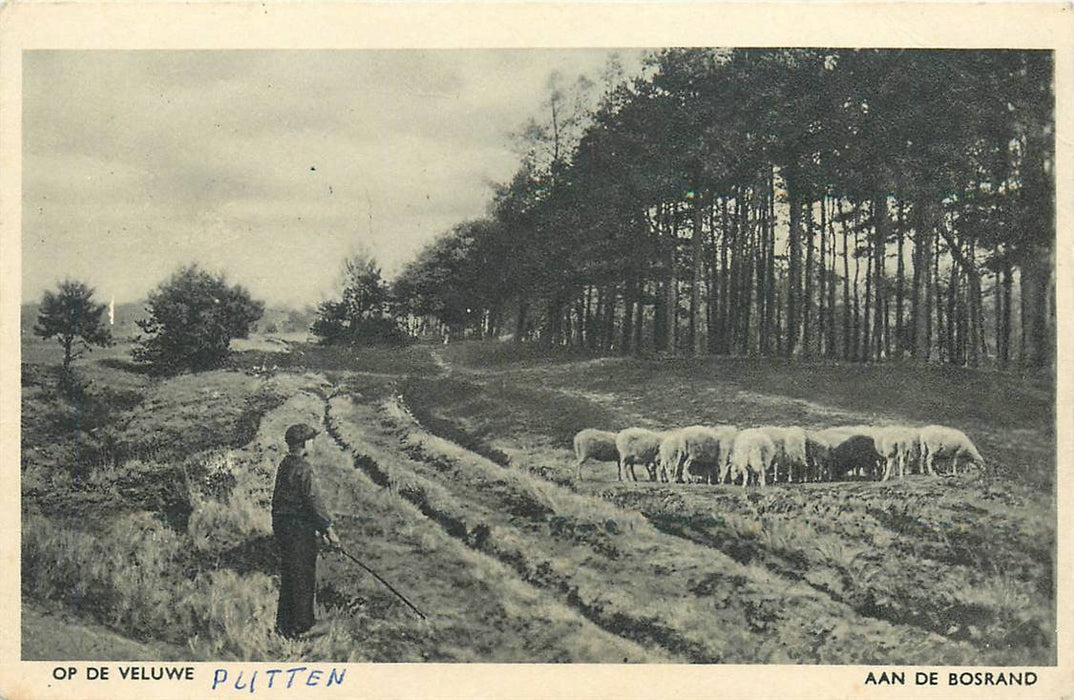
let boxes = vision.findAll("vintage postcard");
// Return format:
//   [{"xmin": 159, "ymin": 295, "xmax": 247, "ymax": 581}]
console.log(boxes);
[{"xmin": 0, "ymin": 3, "xmax": 1071, "ymax": 699}]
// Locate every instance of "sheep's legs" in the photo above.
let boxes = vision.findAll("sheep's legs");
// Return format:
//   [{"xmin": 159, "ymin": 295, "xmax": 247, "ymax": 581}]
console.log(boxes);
[
  {"xmin": 882, "ymin": 456, "xmax": 895, "ymax": 481},
  {"xmin": 677, "ymin": 457, "xmax": 692, "ymax": 484},
  {"xmin": 951, "ymin": 454, "xmax": 959, "ymax": 475}
]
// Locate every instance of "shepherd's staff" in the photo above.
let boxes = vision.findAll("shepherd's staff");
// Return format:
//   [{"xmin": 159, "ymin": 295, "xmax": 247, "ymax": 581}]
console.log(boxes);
[{"xmin": 331, "ymin": 544, "xmax": 429, "ymax": 621}]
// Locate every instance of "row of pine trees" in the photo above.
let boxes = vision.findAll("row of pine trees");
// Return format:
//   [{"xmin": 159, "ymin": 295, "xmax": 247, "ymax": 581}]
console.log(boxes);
[{"xmin": 393, "ymin": 49, "xmax": 1055, "ymax": 370}]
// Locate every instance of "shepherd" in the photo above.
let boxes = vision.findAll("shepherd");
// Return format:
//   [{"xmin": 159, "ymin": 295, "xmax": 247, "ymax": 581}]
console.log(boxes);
[{"xmin": 271, "ymin": 423, "xmax": 341, "ymax": 639}]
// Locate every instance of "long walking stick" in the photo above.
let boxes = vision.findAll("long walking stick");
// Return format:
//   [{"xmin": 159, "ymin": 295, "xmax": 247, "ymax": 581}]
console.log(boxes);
[{"xmin": 335, "ymin": 546, "xmax": 429, "ymax": 621}]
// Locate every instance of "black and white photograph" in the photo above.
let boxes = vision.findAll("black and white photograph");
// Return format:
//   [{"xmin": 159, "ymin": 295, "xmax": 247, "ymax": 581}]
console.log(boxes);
[{"xmin": 2, "ymin": 3, "xmax": 1071, "ymax": 698}]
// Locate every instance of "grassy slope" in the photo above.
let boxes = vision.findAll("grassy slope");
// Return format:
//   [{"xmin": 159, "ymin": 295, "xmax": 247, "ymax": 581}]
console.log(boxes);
[
  {"xmin": 21, "ymin": 336, "xmax": 1056, "ymax": 663},
  {"xmin": 317, "ymin": 395, "xmax": 667, "ymax": 662},
  {"xmin": 398, "ymin": 341, "xmax": 1056, "ymax": 664},
  {"xmin": 21, "ymin": 337, "xmax": 661, "ymax": 662},
  {"xmin": 329, "ymin": 386, "xmax": 988, "ymax": 664},
  {"xmin": 22, "ymin": 600, "xmax": 192, "ymax": 661}
]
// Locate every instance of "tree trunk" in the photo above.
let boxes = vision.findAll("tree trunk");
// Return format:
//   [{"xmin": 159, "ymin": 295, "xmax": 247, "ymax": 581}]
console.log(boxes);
[
  {"xmin": 758, "ymin": 185, "xmax": 770, "ymax": 355},
  {"xmin": 690, "ymin": 193, "xmax": 705, "ymax": 356},
  {"xmin": 1017, "ymin": 66, "xmax": 1055, "ymax": 371},
  {"xmin": 872, "ymin": 193, "xmax": 888, "ymax": 361},
  {"xmin": 967, "ymin": 238, "xmax": 981, "ymax": 368},
  {"xmin": 827, "ymin": 196, "xmax": 837, "ymax": 358},
  {"xmin": 62, "ymin": 336, "xmax": 74, "ymax": 383},
  {"xmin": 666, "ymin": 203, "xmax": 678, "ymax": 354},
  {"xmin": 862, "ymin": 207, "xmax": 872, "ymax": 362},
  {"xmin": 853, "ymin": 225, "xmax": 862, "ymax": 362},
  {"xmin": 634, "ymin": 281, "xmax": 645, "ymax": 355},
  {"xmin": 930, "ymin": 225, "xmax": 940, "ymax": 360},
  {"xmin": 742, "ymin": 209, "xmax": 755, "ymax": 355},
  {"xmin": 818, "ymin": 195, "xmax": 827, "ymax": 358},
  {"xmin": 1020, "ymin": 243, "xmax": 1053, "ymax": 371},
  {"xmin": 719, "ymin": 197, "xmax": 731, "ymax": 355},
  {"xmin": 786, "ymin": 172, "xmax": 801, "ymax": 358},
  {"xmin": 546, "ymin": 295, "xmax": 563, "ymax": 347},
  {"xmin": 803, "ymin": 198, "xmax": 816, "ymax": 358},
  {"xmin": 766, "ymin": 174, "xmax": 777, "ymax": 354},
  {"xmin": 591, "ymin": 286, "xmax": 604, "ymax": 350},
  {"xmin": 654, "ymin": 284, "xmax": 667, "ymax": 351},
  {"xmin": 840, "ymin": 199, "xmax": 852, "ymax": 361},
  {"xmin": 912, "ymin": 199, "xmax": 937, "ymax": 361},
  {"xmin": 1001, "ymin": 259, "xmax": 1013, "ymax": 368},
  {"xmin": 706, "ymin": 203, "xmax": 719, "ymax": 354},
  {"xmin": 730, "ymin": 193, "xmax": 745, "ymax": 354},
  {"xmin": 896, "ymin": 199, "xmax": 906, "ymax": 358},
  {"xmin": 515, "ymin": 299, "xmax": 529, "ymax": 343},
  {"xmin": 946, "ymin": 251, "xmax": 958, "ymax": 364},
  {"xmin": 622, "ymin": 277, "xmax": 636, "ymax": 354},
  {"xmin": 604, "ymin": 285, "xmax": 618, "ymax": 351},
  {"xmin": 883, "ymin": 280, "xmax": 891, "ymax": 360}
]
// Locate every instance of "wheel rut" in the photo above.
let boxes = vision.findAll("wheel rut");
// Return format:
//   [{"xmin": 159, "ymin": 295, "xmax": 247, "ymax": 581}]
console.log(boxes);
[
  {"xmin": 313, "ymin": 386, "xmax": 669, "ymax": 662},
  {"xmin": 316, "ymin": 381, "xmax": 984, "ymax": 665},
  {"xmin": 319, "ymin": 390, "xmax": 705, "ymax": 662}
]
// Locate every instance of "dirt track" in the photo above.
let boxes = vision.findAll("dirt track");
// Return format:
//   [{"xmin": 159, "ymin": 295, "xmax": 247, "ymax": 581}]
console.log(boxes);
[
  {"xmin": 307, "ymin": 370, "xmax": 1010, "ymax": 664},
  {"xmin": 20, "ymin": 339, "xmax": 1055, "ymax": 663}
]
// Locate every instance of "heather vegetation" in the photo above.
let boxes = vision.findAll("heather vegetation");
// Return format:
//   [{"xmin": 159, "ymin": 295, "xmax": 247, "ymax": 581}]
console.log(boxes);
[{"xmin": 20, "ymin": 333, "xmax": 1054, "ymax": 663}]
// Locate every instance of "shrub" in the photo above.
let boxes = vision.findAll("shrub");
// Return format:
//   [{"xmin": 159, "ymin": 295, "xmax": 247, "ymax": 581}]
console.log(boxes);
[
  {"xmin": 33, "ymin": 280, "xmax": 113, "ymax": 386},
  {"xmin": 312, "ymin": 254, "xmax": 408, "ymax": 347},
  {"xmin": 133, "ymin": 265, "xmax": 264, "ymax": 375}
]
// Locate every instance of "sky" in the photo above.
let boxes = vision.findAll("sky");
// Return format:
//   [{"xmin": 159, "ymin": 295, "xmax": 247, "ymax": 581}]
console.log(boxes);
[{"xmin": 23, "ymin": 50, "xmax": 643, "ymax": 309}]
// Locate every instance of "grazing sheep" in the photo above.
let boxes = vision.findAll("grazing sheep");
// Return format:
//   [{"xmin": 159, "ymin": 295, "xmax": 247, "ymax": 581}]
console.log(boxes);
[
  {"xmin": 758, "ymin": 426, "xmax": 809, "ymax": 483},
  {"xmin": 675, "ymin": 425, "xmax": 737, "ymax": 484},
  {"xmin": 874, "ymin": 426, "xmax": 921, "ymax": 480},
  {"xmin": 615, "ymin": 428, "xmax": 667, "ymax": 482},
  {"xmin": 919, "ymin": 425, "xmax": 984, "ymax": 475},
  {"xmin": 804, "ymin": 432, "xmax": 833, "ymax": 481},
  {"xmin": 657, "ymin": 430, "xmax": 687, "ymax": 483},
  {"xmin": 727, "ymin": 428, "xmax": 776, "ymax": 487},
  {"xmin": 573, "ymin": 429, "xmax": 620, "ymax": 481},
  {"xmin": 812, "ymin": 426, "xmax": 883, "ymax": 479},
  {"xmin": 827, "ymin": 434, "xmax": 884, "ymax": 480}
]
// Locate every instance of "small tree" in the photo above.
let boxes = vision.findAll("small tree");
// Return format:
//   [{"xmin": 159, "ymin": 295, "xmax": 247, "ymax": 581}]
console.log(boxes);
[
  {"xmin": 133, "ymin": 264, "xmax": 264, "ymax": 374},
  {"xmin": 33, "ymin": 280, "xmax": 113, "ymax": 385},
  {"xmin": 311, "ymin": 254, "xmax": 406, "ymax": 346}
]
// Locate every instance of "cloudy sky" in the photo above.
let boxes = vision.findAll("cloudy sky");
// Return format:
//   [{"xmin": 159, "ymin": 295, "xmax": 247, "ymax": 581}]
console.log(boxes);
[{"xmin": 23, "ymin": 50, "xmax": 642, "ymax": 308}]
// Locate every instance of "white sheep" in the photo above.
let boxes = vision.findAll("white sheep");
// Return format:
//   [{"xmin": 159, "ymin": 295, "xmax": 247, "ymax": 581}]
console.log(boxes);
[
  {"xmin": 657, "ymin": 430, "xmax": 687, "ymax": 483},
  {"xmin": 918, "ymin": 425, "xmax": 984, "ymax": 475},
  {"xmin": 726, "ymin": 428, "xmax": 776, "ymax": 487},
  {"xmin": 615, "ymin": 427, "xmax": 667, "ymax": 482},
  {"xmin": 874, "ymin": 426, "xmax": 921, "ymax": 480},
  {"xmin": 758, "ymin": 426, "xmax": 808, "ymax": 483},
  {"xmin": 573, "ymin": 429, "xmax": 620, "ymax": 481},
  {"xmin": 674, "ymin": 425, "xmax": 737, "ymax": 484}
]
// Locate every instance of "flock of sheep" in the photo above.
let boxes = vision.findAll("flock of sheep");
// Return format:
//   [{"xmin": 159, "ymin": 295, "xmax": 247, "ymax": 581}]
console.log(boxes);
[{"xmin": 573, "ymin": 423, "xmax": 985, "ymax": 486}]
